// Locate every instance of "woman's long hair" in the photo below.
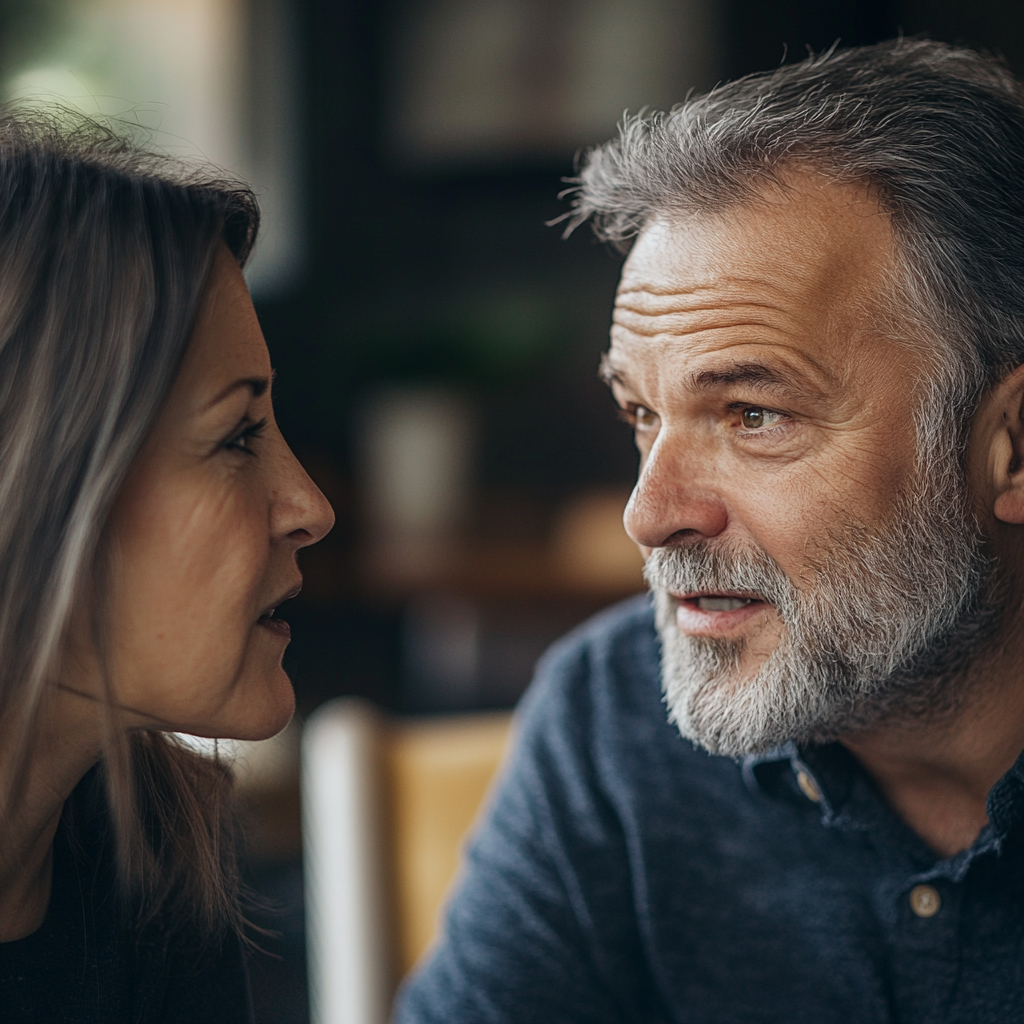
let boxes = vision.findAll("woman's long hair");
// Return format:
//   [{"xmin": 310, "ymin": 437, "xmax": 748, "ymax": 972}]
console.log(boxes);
[{"xmin": 0, "ymin": 106, "xmax": 260, "ymax": 939}]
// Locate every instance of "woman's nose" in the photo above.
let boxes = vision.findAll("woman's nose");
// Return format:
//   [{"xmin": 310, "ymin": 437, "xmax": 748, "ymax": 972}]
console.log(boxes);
[{"xmin": 273, "ymin": 445, "xmax": 336, "ymax": 547}]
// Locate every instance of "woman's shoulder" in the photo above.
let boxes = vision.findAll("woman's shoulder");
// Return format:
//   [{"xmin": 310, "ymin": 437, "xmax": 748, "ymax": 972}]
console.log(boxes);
[
  {"xmin": 0, "ymin": 767, "xmax": 253, "ymax": 1024},
  {"xmin": 0, "ymin": 769, "xmax": 132, "ymax": 1022}
]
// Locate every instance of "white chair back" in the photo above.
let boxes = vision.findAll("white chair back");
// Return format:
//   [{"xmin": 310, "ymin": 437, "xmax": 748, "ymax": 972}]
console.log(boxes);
[{"xmin": 302, "ymin": 699, "xmax": 393, "ymax": 1024}]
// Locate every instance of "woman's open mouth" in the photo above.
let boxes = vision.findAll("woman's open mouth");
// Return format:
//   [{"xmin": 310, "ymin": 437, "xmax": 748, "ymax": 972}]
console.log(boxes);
[
  {"xmin": 672, "ymin": 591, "xmax": 770, "ymax": 635},
  {"xmin": 256, "ymin": 584, "xmax": 302, "ymax": 639},
  {"xmin": 256, "ymin": 610, "xmax": 292, "ymax": 638}
]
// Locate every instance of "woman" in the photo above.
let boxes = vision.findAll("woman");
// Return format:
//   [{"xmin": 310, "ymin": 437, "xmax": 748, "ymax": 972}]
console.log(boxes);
[{"xmin": 0, "ymin": 109, "xmax": 333, "ymax": 1021}]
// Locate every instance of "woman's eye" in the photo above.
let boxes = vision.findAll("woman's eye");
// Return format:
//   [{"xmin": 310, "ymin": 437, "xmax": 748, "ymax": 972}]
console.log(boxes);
[
  {"xmin": 223, "ymin": 417, "xmax": 267, "ymax": 456},
  {"xmin": 740, "ymin": 406, "xmax": 783, "ymax": 430}
]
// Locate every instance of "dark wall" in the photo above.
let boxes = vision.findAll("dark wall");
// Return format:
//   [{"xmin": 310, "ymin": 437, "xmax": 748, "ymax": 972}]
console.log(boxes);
[
  {"xmin": 265, "ymin": 0, "xmax": 1024, "ymax": 501},
  {"xmin": 903, "ymin": 1, "xmax": 1024, "ymax": 71},
  {"xmin": 725, "ymin": 0, "xmax": 900, "ymax": 78},
  {"xmin": 267, "ymin": 0, "xmax": 642, "ymax": 508}
]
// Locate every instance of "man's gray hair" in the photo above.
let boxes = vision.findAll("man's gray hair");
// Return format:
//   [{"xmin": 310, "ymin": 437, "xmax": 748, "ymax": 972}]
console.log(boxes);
[{"xmin": 566, "ymin": 38, "xmax": 1024, "ymax": 434}]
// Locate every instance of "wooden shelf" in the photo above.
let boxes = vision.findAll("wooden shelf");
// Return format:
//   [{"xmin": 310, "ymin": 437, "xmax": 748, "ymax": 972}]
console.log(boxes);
[
  {"xmin": 365, "ymin": 540, "xmax": 644, "ymax": 603},
  {"xmin": 300, "ymin": 538, "xmax": 644, "ymax": 607},
  {"xmin": 299, "ymin": 488, "xmax": 647, "ymax": 607}
]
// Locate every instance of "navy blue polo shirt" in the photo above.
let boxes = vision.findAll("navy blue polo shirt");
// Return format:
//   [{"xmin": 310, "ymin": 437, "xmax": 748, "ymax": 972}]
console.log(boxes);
[{"xmin": 395, "ymin": 594, "xmax": 1024, "ymax": 1023}]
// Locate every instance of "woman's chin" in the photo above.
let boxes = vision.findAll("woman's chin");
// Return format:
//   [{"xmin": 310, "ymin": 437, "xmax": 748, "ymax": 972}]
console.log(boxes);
[
  {"xmin": 220, "ymin": 639, "xmax": 298, "ymax": 740},
  {"xmin": 224, "ymin": 672, "xmax": 296, "ymax": 742},
  {"xmin": 173, "ymin": 666, "xmax": 296, "ymax": 743},
  {"xmin": 243, "ymin": 700, "xmax": 296, "ymax": 743}
]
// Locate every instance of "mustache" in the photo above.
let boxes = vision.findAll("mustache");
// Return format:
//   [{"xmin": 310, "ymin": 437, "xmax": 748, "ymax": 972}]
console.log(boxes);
[{"xmin": 643, "ymin": 542, "xmax": 796, "ymax": 610}]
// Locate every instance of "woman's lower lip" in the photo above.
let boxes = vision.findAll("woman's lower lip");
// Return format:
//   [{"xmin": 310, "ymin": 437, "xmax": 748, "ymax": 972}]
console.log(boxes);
[
  {"xmin": 674, "ymin": 597, "xmax": 768, "ymax": 636},
  {"xmin": 257, "ymin": 616, "xmax": 291, "ymax": 639}
]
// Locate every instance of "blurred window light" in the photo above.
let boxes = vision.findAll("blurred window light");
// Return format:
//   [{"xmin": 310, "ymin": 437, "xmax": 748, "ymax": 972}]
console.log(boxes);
[
  {"xmin": 1, "ymin": 0, "xmax": 302, "ymax": 298},
  {"xmin": 389, "ymin": 0, "xmax": 722, "ymax": 165}
]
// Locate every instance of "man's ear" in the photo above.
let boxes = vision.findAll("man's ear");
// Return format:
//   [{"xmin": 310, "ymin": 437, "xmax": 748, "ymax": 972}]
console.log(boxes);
[{"xmin": 989, "ymin": 364, "xmax": 1024, "ymax": 524}]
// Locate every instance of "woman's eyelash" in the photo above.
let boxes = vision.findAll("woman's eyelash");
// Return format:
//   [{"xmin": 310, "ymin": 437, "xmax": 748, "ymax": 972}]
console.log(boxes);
[{"xmin": 223, "ymin": 417, "xmax": 267, "ymax": 456}]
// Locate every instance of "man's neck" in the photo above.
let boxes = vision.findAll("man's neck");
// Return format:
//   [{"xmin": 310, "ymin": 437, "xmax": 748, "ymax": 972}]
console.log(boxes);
[{"xmin": 841, "ymin": 652, "xmax": 1024, "ymax": 858}]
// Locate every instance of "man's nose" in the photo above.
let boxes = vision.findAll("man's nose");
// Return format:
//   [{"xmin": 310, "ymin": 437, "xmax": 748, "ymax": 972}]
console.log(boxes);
[{"xmin": 623, "ymin": 436, "xmax": 728, "ymax": 550}]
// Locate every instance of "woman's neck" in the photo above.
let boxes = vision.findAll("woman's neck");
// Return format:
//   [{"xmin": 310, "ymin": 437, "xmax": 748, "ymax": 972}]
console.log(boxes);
[{"xmin": 0, "ymin": 688, "xmax": 101, "ymax": 941}]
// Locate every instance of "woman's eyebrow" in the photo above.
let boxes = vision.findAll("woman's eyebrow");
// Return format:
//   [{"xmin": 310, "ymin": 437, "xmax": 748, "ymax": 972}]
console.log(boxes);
[{"xmin": 203, "ymin": 372, "xmax": 273, "ymax": 411}]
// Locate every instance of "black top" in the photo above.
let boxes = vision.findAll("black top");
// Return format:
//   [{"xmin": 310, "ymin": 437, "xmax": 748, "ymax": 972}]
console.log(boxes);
[
  {"xmin": 397, "ymin": 594, "xmax": 1024, "ymax": 1023},
  {"xmin": 0, "ymin": 770, "xmax": 253, "ymax": 1024}
]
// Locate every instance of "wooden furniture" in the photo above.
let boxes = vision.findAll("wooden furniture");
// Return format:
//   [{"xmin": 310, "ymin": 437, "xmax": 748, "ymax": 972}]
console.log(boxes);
[{"xmin": 303, "ymin": 700, "xmax": 513, "ymax": 1024}]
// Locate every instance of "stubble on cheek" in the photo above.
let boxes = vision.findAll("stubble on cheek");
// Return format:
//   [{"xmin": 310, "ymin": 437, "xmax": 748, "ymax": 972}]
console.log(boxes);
[{"xmin": 732, "ymin": 609, "xmax": 786, "ymax": 680}]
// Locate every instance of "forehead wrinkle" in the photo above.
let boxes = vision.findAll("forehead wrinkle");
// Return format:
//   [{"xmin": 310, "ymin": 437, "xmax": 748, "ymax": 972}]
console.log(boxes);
[
  {"xmin": 613, "ymin": 280, "xmax": 810, "ymax": 342},
  {"xmin": 608, "ymin": 188, "xmax": 903, "ymax": 419},
  {"xmin": 615, "ymin": 269, "xmax": 807, "ymax": 305},
  {"xmin": 611, "ymin": 270, "xmax": 848, "ymax": 397},
  {"xmin": 614, "ymin": 294, "xmax": 788, "ymax": 320},
  {"xmin": 612, "ymin": 308, "xmax": 790, "ymax": 340}
]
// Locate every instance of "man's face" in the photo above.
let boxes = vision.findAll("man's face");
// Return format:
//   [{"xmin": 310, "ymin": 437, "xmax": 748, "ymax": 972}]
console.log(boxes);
[{"xmin": 605, "ymin": 178, "xmax": 999, "ymax": 755}]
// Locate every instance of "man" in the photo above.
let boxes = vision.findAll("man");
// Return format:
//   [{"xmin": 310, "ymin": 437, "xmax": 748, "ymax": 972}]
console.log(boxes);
[{"xmin": 396, "ymin": 39, "xmax": 1024, "ymax": 1022}]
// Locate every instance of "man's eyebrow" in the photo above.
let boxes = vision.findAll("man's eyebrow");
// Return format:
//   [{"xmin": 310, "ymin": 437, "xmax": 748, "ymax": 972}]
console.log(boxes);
[
  {"xmin": 687, "ymin": 362, "xmax": 815, "ymax": 396},
  {"xmin": 598, "ymin": 353, "xmax": 629, "ymax": 388},
  {"xmin": 205, "ymin": 371, "xmax": 274, "ymax": 411}
]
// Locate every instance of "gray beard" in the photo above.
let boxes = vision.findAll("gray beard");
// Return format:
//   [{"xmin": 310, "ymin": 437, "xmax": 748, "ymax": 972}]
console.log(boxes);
[{"xmin": 647, "ymin": 445, "xmax": 1008, "ymax": 758}]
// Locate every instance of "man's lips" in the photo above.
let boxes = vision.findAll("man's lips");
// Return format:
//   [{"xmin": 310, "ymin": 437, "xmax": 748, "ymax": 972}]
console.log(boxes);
[
  {"xmin": 256, "ymin": 583, "xmax": 302, "ymax": 639},
  {"xmin": 671, "ymin": 590, "xmax": 771, "ymax": 636}
]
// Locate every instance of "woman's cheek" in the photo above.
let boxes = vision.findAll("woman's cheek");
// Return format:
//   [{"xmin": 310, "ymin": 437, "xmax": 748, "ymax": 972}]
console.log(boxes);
[
  {"xmin": 113, "ymin": 500, "xmax": 270, "ymax": 725},
  {"xmin": 179, "ymin": 481, "xmax": 267, "ymax": 600}
]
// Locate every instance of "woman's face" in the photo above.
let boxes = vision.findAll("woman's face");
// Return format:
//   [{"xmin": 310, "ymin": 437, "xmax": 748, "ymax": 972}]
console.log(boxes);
[{"xmin": 81, "ymin": 246, "xmax": 334, "ymax": 741}]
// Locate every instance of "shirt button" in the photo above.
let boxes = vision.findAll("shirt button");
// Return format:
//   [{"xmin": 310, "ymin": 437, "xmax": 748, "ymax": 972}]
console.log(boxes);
[
  {"xmin": 909, "ymin": 884, "xmax": 941, "ymax": 918},
  {"xmin": 796, "ymin": 769, "xmax": 822, "ymax": 803}
]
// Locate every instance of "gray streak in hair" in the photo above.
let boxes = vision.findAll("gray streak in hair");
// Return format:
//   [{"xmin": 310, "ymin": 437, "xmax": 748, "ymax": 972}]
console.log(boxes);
[{"xmin": 0, "ymin": 105, "xmax": 259, "ymax": 940}]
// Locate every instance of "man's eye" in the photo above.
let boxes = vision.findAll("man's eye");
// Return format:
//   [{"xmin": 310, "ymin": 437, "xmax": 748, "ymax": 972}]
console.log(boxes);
[
  {"xmin": 617, "ymin": 404, "xmax": 659, "ymax": 432},
  {"xmin": 740, "ymin": 407, "xmax": 783, "ymax": 430},
  {"xmin": 634, "ymin": 405, "xmax": 658, "ymax": 429}
]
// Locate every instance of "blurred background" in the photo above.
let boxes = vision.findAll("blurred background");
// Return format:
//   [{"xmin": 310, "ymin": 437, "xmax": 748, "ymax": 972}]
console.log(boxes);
[{"xmin": 3, "ymin": 0, "xmax": 1024, "ymax": 1019}]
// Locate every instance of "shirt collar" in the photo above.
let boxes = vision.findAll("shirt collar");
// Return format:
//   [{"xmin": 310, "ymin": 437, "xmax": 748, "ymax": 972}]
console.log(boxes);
[
  {"xmin": 742, "ymin": 742, "xmax": 866, "ymax": 829},
  {"xmin": 742, "ymin": 740, "xmax": 1024, "ymax": 877}
]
